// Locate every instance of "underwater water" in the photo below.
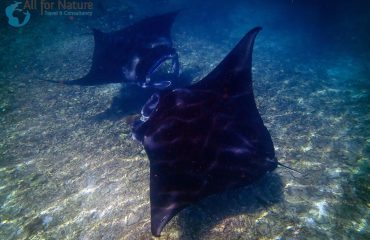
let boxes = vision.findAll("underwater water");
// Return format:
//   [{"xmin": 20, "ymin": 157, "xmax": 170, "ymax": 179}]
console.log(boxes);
[{"xmin": 0, "ymin": 0, "xmax": 369, "ymax": 239}]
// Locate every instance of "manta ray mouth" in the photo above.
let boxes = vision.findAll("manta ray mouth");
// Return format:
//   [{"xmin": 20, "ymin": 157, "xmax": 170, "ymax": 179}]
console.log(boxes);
[{"xmin": 143, "ymin": 53, "xmax": 179, "ymax": 89}]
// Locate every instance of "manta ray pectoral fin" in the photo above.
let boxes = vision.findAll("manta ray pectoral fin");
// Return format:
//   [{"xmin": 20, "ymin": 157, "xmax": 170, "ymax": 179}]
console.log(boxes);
[{"xmin": 193, "ymin": 27, "xmax": 262, "ymax": 96}]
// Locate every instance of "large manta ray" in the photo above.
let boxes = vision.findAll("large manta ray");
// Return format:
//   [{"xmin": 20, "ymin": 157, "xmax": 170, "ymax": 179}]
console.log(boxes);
[
  {"xmin": 133, "ymin": 27, "xmax": 278, "ymax": 236},
  {"xmin": 57, "ymin": 11, "xmax": 180, "ymax": 89}
]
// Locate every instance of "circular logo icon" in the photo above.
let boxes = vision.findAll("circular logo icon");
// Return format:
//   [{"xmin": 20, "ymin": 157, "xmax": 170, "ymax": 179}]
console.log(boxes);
[{"xmin": 5, "ymin": 1, "xmax": 31, "ymax": 27}]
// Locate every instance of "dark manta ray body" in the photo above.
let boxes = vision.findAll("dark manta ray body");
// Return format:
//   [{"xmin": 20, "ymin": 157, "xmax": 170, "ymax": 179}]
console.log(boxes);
[
  {"xmin": 133, "ymin": 27, "xmax": 278, "ymax": 236},
  {"xmin": 60, "ymin": 11, "xmax": 180, "ymax": 89}
]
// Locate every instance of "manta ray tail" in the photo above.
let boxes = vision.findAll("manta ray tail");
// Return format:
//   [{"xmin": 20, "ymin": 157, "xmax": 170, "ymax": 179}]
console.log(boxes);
[
  {"xmin": 278, "ymin": 162, "xmax": 303, "ymax": 174},
  {"xmin": 37, "ymin": 76, "xmax": 99, "ymax": 86}
]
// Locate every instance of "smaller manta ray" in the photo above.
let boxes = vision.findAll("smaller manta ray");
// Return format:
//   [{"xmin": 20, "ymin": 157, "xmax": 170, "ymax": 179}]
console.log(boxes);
[
  {"xmin": 133, "ymin": 27, "xmax": 278, "ymax": 236},
  {"xmin": 53, "ymin": 11, "xmax": 180, "ymax": 90}
]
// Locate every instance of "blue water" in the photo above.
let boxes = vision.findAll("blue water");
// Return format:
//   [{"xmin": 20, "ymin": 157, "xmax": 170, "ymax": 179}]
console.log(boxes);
[{"xmin": 0, "ymin": 0, "xmax": 369, "ymax": 239}]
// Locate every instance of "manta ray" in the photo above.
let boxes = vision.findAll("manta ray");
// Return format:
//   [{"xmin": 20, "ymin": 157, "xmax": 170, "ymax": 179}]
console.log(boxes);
[
  {"xmin": 133, "ymin": 27, "xmax": 279, "ymax": 236},
  {"xmin": 53, "ymin": 11, "xmax": 180, "ymax": 89}
]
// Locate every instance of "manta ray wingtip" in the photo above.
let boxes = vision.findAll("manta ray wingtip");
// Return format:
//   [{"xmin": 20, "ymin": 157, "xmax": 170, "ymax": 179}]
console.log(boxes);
[{"xmin": 151, "ymin": 207, "xmax": 183, "ymax": 237}]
